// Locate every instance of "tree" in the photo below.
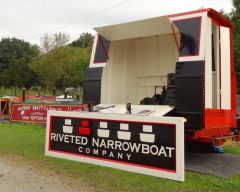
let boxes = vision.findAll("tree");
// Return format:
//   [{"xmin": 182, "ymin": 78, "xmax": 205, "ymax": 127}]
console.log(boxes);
[
  {"xmin": 231, "ymin": 0, "xmax": 240, "ymax": 69},
  {"xmin": 221, "ymin": 1, "xmax": 240, "ymax": 92},
  {"xmin": 41, "ymin": 32, "xmax": 70, "ymax": 53},
  {"xmin": 29, "ymin": 46, "xmax": 90, "ymax": 90},
  {"xmin": 2, "ymin": 59, "xmax": 38, "ymax": 89},
  {"xmin": 69, "ymin": 33, "xmax": 94, "ymax": 48},
  {"xmin": 0, "ymin": 38, "xmax": 40, "ymax": 88},
  {"xmin": 57, "ymin": 48, "xmax": 91, "ymax": 88},
  {"xmin": 228, "ymin": 0, "xmax": 240, "ymax": 93}
]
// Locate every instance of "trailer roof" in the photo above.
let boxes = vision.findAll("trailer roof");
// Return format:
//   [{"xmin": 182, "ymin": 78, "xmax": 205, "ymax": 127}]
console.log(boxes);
[
  {"xmin": 94, "ymin": 8, "xmax": 233, "ymax": 42},
  {"xmin": 168, "ymin": 8, "xmax": 233, "ymax": 29},
  {"xmin": 94, "ymin": 16, "xmax": 179, "ymax": 41}
]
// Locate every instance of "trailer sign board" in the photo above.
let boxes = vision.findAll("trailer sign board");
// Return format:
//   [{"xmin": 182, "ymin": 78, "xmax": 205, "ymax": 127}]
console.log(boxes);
[
  {"xmin": 11, "ymin": 104, "xmax": 69, "ymax": 123},
  {"xmin": 45, "ymin": 111, "xmax": 184, "ymax": 181},
  {"xmin": 10, "ymin": 103, "xmax": 89, "ymax": 124}
]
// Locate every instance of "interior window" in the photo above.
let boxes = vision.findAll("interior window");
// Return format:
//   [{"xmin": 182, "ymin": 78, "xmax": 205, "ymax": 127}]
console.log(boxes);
[
  {"xmin": 94, "ymin": 35, "xmax": 109, "ymax": 64},
  {"xmin": 173, "ymin": 17, "xmax": 202, "ymax": 57}
]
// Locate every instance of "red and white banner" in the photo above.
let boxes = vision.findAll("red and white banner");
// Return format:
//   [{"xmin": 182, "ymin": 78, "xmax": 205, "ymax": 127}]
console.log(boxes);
[
  {"xmin": 69, "ymin": 104, "xmax": 89, "ymax": 112},
  {"xmin": 10, "ymin": 103, "xmax": 88, "ymax": 123}
]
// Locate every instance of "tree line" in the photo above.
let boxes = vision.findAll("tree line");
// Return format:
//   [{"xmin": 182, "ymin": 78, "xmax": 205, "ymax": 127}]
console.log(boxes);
[
  {"xmin": 0, "ymin": 32, "xmax": 93, "ymax": 91},
  {"xmin": 222, "ymin": 0, "xmax": 240, "ymax": 92}
]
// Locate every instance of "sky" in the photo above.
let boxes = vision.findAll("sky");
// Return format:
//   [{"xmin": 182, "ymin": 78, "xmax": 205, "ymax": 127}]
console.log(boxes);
[{"xmin": 0, "ymin": 0, "xmax": 233, "ymax": 45}]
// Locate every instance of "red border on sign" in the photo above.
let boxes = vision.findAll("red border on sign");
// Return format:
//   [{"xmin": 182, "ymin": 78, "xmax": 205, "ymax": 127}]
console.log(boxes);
[{"xmin": 48, "ymin": 115, "xmax": 177, "ymax": 173}]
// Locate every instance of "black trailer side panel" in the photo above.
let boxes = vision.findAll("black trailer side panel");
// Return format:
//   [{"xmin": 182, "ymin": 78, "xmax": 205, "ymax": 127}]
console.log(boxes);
[
  {"xmin": 175, "ymin": 61, "xmax": 204, "ymax": 130},
  {"xmin": 83, "ymin": 68, "xmax": 103, "ymax": 105}
]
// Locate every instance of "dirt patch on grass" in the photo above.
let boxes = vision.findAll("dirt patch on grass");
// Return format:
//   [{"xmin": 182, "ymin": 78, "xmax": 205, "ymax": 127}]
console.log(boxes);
[{"xmin": 0, "ymin": 154, "xmax": 93, "ymax": 192}]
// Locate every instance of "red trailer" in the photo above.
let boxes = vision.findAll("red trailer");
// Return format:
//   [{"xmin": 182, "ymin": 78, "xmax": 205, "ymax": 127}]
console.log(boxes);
[{"xmin": 83, "ymin": 8, "xmax": 239, "ymax": 151}]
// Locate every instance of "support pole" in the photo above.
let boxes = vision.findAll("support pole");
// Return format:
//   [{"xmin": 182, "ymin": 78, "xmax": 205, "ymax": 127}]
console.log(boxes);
[
  {"xmin": 64, "ymin": 91, "xmax": 67, "ymax": 99},
  {"xmin": 53, "ymin": 86, "xmax": 56, "ymax": 96},
  {"xmin": 14, "ymin": 87, "xmax": 17, "ymax": 96},
  {"xmin": 22, "ymin": 87, "xmax": 26, "ymax": 102},
  {"xmin": 76, "ymin": 87, "xmax": 80, "ymax": 100},
  {"xmin": 37, "ymin": 88, "xmax": 40, "ymax": 97}
]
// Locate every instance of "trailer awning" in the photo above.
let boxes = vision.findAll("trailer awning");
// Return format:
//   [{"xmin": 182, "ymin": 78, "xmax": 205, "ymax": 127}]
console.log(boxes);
[{"xmin": 94, "ymin": 16, "xmax": 179, "ymax": 41}]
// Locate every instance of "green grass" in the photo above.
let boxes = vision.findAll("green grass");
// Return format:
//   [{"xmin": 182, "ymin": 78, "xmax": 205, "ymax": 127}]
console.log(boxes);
[
  {"xmin": 0, "ymin": 87, "xmax": 84, "ymax": 98},
  {"xmin": 0, "ymin": 122, "xmax": 240, "ymax": 192},
  {"xmin": 224, "ymin": 143, "xmax": 240, "ymax": 154},
  {"xmin": 0, "ymin": 87, "xmax": 64, "ymax": 97}
]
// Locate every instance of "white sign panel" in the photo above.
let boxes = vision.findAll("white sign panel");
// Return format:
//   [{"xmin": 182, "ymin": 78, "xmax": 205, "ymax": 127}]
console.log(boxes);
[{"xmin": 45, "ymin": 111, "xmax": 185, "ymax": 181}]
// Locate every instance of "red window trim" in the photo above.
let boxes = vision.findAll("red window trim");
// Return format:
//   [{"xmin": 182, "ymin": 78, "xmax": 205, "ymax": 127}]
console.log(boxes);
[{"xmin": 93, "ymin": 35, "xmax": 109, "ymax": 64}]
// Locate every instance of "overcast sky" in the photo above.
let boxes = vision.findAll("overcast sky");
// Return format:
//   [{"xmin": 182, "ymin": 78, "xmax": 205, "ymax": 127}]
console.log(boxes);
[{"xmin": 0, "ymin": 0, "xmax": 233, "ymax": 45}]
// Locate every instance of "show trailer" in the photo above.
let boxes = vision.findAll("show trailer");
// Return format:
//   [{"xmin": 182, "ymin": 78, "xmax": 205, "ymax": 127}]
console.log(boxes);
[
  {"xmin": 46, "ymin": 9, "xmax": 239, "ymax": 181},
  {"xmin": 83, "ymin": 8, "xmax": 239, "ymax": 149}
]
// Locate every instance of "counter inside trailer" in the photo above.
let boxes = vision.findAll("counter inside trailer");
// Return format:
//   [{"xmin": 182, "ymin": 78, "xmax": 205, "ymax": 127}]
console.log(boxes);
[{"xmin": 93, "ymin": 104, "xmax": 174, "ymax": 117}]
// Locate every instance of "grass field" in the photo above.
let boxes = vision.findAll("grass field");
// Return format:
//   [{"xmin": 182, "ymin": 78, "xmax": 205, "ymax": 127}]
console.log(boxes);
[
  {"xmin": 0, "ymin": 122, "xmax": 240, "ymax": 192},
  {"xmin": 0, "ymin": 87, "xmax": 64, "ymax": 97},
  {"xmin": 0, "ymin": 87, "xmax": 82, "ymax": 98},
  {"xmin": 224, "ymin": 143, "xmax": 240, "ymax": 154}
]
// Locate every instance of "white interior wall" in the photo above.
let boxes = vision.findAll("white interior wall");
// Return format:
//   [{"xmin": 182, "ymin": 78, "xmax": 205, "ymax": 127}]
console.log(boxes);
[
  {"xmin": 101, "ymin": 39, "xmax": 137, "ymax": 104},
  {"xmin": 101, "ymin": 34, "xmax": 178, "ymax": 104},
  {"xmin": 220, "ymin": 26, "xmax": 231, "ymax": 110},
  {"xmin": 203, "ymin": 20, "xmax": 231, "ymax": 110}
]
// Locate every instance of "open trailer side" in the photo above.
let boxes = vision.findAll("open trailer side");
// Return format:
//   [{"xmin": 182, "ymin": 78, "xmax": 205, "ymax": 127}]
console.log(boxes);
[{"xmin": 83, "ymin": 8, "xmax": 240, "ymax": 150}]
